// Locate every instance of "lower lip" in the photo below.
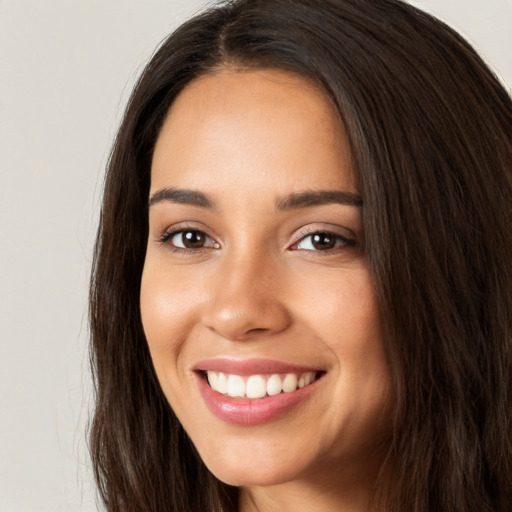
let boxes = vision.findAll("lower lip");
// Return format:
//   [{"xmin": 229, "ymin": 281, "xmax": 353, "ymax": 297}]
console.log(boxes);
[{"xmin": 195, "ymin": 373, "xmax": 322, "ymax": 425}]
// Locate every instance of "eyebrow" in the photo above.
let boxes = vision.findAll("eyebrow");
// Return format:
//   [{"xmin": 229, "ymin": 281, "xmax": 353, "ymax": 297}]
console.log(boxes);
[
  {"xmin": 275, "ymin": 190, "xmax": 362, "ymax": 209},
  {"xmin": 148, "ymin": 187, "xmax": 362, "ymax": 210},
  {"xmin": 148, "ymin": 187, "xmax": 215, "ymax": 209}
]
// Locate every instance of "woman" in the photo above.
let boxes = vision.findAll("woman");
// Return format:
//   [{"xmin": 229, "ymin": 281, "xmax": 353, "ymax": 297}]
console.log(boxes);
[{"xmin": 89, "ymin": 0, "xmax": 512, "ymax": 511}]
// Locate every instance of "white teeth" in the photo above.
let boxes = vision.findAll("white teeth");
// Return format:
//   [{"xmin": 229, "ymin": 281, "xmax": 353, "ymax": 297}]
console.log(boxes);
[
  {"xmin": 282, "ymin": 373, "xmax": 298, "ymax": 393},
  {"xmin": 246, "ymin": 375, "xmax": 267, "ymax": 399},
  {"xmin": 216, "ymin": 372, "xmax": 227, "ymax": 394},
  {"xmin": 206, "ymin": 370, "xmax": 318, "ymax": 398},
  {"xmin": 227, "ymin": 374, "xmax": 245, "ymax": 398},
  {"xmin": 266, "ymin": 374, "xmax": 282, "ymax": 396},
  {"xmin": 207, "ymin": 370, "xmax": 219, "ymax": 389}
]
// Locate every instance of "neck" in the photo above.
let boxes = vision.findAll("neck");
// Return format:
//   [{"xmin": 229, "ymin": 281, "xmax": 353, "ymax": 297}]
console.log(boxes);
[{"xmin": 239, "ymin": 457, "xmax": 390, "ymax": 512}]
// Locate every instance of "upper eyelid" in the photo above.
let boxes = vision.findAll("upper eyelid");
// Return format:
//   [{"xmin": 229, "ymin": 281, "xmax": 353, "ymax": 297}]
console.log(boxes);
[
  {"xmin": 289, "ymin": 225, "xmax": 359, "ymax": 252},
  {"xmin": 155, "ymin": 222, "xmax": 358, "ymax": 247},
  {"xmin": 158, "ymin": 227, "xmax": 219, "ymax": 252},
  {"xmin": 173, "ymin": 229, "xmax": 218, "ymax": 246},
  {"xmin": 292, "ymin": 224, "xmax": 356, "ymax": 242},
  {"xmin": 292, "ymin": 232, "xmax": 356, "ymax": 248},
  {"xmin": 157, "ymin": 222, "xmax": 213, "ymax": 240}
]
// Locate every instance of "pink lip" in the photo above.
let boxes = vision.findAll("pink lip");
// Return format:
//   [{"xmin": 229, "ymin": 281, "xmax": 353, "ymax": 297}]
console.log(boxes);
[
  {"xmin": 193, "ymin": 357, "xmax": 320, "ymax": 376},
  {"xmin": 193, "ymin": 358, "xmax": 324, "ymax": 425}
]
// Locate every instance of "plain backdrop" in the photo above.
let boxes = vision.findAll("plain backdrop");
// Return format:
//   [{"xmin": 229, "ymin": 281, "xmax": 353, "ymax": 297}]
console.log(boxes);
[{"xmin": 0, "ymin": 1, "xmax": 510, "ymax": 511}]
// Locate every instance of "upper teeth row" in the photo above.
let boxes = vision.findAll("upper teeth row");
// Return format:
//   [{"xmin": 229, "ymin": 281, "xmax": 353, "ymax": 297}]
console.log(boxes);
[{"xmin": 206, "ymin": 371, "xmax": 317, "ymax": 399}]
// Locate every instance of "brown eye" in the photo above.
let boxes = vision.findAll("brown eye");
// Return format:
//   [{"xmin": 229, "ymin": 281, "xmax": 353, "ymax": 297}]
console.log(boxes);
[
  {"xmin": 311, "ymin": 233, "xmax": 336, "ymax": 250},
  {"xmin": 167, "ymin": 230, "xmax": 218, "ymax": 250},
  {"xmin": 294, "ymin": 231, "xmax": 355, "ymax": 251},
  {"xmin": 181, "ymin": 230, "xmax": 205, "ymax": 248}
]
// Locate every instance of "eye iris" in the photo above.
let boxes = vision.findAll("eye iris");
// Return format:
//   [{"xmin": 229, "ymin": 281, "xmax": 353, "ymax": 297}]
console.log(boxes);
[
  {"xmin": 312, "ymin": 233, "xmax": 335, "ymax": 250},
  {"xmin": 182, "ymin": 230, "xmax": 205, "ymax": 248}
]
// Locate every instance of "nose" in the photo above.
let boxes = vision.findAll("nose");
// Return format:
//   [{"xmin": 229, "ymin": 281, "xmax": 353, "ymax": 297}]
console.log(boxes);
[{"xmin": 201, "ymin": 251, "xmax": 292, "ymax": 342}]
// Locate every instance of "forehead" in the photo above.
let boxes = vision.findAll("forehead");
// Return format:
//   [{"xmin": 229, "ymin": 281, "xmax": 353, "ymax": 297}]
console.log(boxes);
[{"xmin": 150, "ymin": 68, "xmax": 357, "ymax": 197}]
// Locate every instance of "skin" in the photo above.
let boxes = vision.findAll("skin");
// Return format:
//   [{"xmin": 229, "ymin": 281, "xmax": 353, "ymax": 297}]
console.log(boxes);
[{"xmin": 141, "ymin": 69, "xmax": 392, "ymax": 512}]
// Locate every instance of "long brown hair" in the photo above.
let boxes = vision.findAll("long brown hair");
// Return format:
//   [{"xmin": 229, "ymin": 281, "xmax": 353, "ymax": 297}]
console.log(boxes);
[{"xmin": 89, "ymin": 1, "xmax": 512, "ymax": 510}]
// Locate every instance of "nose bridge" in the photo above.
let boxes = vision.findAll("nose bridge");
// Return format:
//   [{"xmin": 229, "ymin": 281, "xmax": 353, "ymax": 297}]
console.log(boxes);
[{"xmin": 203, "ymin": 243, "xmax": 291, "ymax": 341}]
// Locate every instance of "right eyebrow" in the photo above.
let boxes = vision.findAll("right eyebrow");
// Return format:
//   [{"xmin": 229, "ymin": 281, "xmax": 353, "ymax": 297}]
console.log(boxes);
[
  {"xmin": 148, "ymin": 187, "xmax": 216, "ymax": 209},
  {"xmin": 275, "ymin": 189, "xmax": 362, "ymax": 209}
]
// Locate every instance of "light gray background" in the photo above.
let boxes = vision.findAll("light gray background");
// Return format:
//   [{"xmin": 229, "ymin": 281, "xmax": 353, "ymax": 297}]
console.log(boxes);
[{"xmin": 1, "ymin": 1, "xmax": 510, "ymax": 511}]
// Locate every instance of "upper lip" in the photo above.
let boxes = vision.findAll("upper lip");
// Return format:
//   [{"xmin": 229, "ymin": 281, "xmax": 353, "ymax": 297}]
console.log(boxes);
[{"xmin": 193, "ymin": 358, "xmax": 322, "ymax": 376}]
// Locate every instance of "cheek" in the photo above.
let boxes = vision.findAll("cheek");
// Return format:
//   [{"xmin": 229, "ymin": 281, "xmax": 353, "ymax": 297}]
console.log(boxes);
[
  {"xmin": 140, "ymin": 263, "xmax": 197, "ymax": 374},
  {"xmin": 295, "ymin": 268, "xmax": 391, "ymax": 421},
  {"xmin": 296, "ymin": 267, "xmax": 383, "ymax": 350},
  {"xmin": 327, "ymin": 275, "xmax": 388, "ymax": 388}
]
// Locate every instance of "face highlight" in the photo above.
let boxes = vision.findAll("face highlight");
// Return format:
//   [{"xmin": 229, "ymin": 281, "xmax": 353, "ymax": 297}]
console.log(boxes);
[{"xmin": 140, "ymin": 69, "xmax": 392, "ymax": 500}]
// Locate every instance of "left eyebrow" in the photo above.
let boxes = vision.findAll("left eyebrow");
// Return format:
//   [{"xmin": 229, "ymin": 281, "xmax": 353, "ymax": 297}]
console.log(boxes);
[
  {"xmin": 148, "ymin": 187, "xmax": 216, "ymax": 209},
  {"xmin": 275, "ymin": 190, "xmax": 362, "ymax": 209}
]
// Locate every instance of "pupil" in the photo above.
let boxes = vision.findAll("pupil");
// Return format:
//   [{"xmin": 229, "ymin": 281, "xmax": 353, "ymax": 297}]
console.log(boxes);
[
  {"xmin": 312, "ymin": 233, "xmax": 335, "ymax": 250},
  {"xmin": 183, "ymin": 230, "xmax": 205, "ymax": 248}
]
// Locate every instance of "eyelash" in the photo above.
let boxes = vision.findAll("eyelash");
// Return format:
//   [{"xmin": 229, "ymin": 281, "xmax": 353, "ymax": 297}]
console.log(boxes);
[
  {"xmin": 291, "ymin": 228, "xmax": 357, "ymax": 252},
  {"xmin": 158, "ymin": 226, "xmax": 357, "ymax": 254},
  {"xmin": 158, "ymin": 226, "xmax": 219, "ymax": 253}
]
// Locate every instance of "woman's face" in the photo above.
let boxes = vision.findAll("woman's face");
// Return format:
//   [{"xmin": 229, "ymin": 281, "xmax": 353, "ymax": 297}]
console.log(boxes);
[{"xmin": 141, "ymin": 69, "xmax": 392, "ymax": 490}]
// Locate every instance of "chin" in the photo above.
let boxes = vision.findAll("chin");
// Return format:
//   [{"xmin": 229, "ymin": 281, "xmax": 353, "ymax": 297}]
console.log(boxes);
[
  {"xmin": 192, "ymin": 432, "xmax": 320, "ymax": 488},
  {"xmin": 206, "ymin": 458, "xmax": 301, "ymax": 488}
]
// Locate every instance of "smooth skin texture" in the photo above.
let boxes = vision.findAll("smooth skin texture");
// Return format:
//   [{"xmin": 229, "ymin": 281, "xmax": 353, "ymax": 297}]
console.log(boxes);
[{"xmin": 140, "ymin": 69, "xmax": 392, "ymax": 512}]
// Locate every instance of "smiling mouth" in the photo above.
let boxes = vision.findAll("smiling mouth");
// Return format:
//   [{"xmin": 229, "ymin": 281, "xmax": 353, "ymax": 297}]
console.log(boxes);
[{"xmin": 203, "ymin": 370, "xmax": 323, "ymax": 399}]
